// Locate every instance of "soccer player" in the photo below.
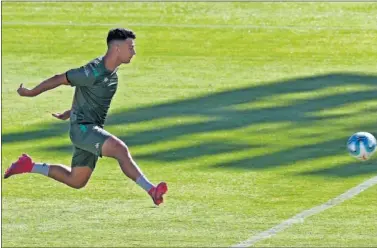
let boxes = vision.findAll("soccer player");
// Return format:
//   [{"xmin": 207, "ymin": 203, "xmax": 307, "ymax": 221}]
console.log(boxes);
[{"xmin": 4, "ymin": 28, "xmax": 168, "ymax": 206}]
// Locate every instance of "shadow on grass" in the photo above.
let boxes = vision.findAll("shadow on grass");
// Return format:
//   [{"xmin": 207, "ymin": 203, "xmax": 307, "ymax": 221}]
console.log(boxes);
[
  {"xmin": 299, "ymin": 161, "xmax": 377, "ymax": 178},
  {"xmin": 3, "ymin": 72, "xmax": 377, "ymax": 177}
]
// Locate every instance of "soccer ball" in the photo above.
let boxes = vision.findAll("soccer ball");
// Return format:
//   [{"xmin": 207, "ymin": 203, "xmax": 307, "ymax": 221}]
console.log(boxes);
[{"xmin": 347, "ymin": 132, "xmax": 376, "ymax": 161}]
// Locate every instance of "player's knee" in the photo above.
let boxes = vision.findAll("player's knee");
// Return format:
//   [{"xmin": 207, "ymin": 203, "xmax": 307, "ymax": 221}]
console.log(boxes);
[
  {"xmin": 71, "ymin": 179, "xmax": 88, "ymax": 189},
  {"xmin": 71, "ymin": 182, "xmax": 87, "ymax": 189},
  {"xmin": 113, "ymin": 143, "xmax": 133, "ymax": 164},
  {"xmin": 114, "ymin": 138, "xmax": 127, "ymax": 151},
  {"xmin": 104, "ymin": 136, "xmax": 129, "ymax": 158}
]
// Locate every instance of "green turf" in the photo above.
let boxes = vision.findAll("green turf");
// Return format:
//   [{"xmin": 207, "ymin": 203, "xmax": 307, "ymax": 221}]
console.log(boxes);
[
  {"xmin": 2, "ymin": 2, "xmax": 377, "ymax": 247},
  {"xmin": 255, "ymin": 185, "xmax": 377, "ymax": 247}
]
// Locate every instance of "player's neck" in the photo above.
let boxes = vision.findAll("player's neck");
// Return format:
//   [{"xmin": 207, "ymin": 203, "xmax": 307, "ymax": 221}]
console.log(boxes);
[{"xmin": 103, "ymin": 52, "xmax": 120, "ymax": 72}]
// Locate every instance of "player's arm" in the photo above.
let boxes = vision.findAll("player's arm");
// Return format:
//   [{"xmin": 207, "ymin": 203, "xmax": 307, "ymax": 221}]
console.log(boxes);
[
  {"xmin": 18, "ymin": 61, "xmax": 96, "ymax": 97},
  {"xmin": 52, "ymin": 109, "xmax": 71, "ymax": 120},
  {"xmin": 17, "ymin": 73, "xmax": 70, "ymax": 97},
  {"xmin": 52, "ymin": 96, "xmax": 74, "ymax": 121}
]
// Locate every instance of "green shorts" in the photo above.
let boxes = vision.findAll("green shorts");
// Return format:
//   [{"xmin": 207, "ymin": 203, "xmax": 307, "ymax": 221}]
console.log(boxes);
[{"xmin": 69, "ymin": 123, "xmax": 112, "ymax": 170}]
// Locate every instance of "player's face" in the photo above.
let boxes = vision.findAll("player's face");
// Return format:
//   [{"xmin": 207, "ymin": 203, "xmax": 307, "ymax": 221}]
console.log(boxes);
[{"xmin": 118, "ymin": 39, "xmax": 136, "ymax": 64}]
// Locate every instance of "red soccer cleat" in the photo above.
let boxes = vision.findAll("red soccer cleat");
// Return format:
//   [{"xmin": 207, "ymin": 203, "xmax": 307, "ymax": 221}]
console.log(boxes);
[
  {"xmin": 148, "ymin": 182, "xmax": 168, "ymax": 206},
  {"xmin": 4, "ymin": 154, "xmax": 34, "ymax": 179}
]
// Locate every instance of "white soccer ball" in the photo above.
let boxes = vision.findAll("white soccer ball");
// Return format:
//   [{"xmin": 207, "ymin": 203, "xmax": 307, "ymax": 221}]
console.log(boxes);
[{"xmin": 347, "ymin": 132, "xmax": 377, "ymax": 161}]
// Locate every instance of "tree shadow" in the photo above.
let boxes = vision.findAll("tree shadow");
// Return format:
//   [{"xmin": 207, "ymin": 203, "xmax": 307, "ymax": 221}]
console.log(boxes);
[
  {"xmin": 298, "ymin": 161, "xmax": 377, "ymax": 178},
  {"xmin": 136, "ymin": 142, "xmax": 257, "ymax": 162},
  {"xmin": 2, "ymin": 122, "xmax": 68, "ymax": 144},
  {"xmin": 3, "ymin": 72, "xmax": 377, "ymax": 177}
]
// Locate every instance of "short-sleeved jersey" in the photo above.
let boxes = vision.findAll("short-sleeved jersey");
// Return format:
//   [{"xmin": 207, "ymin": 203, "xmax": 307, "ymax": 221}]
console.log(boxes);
[{"xmin": 66, "ymin": 56, "xmax": 118, "ymax": 127}]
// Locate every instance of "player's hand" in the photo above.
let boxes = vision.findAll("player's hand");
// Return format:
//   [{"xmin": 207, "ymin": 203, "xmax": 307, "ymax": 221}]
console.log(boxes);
[
  {"xmin": 52, "ymin": 110, "xmax": 70, "ymax": 120},
  {"xmin": 17, "ymin": 84, "xmax": 35, "ymax": 97}
]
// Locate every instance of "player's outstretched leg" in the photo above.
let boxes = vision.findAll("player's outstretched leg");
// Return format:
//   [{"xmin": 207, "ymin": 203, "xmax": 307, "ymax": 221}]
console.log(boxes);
[
  {"xmin": 4, "ymin": 154, "xmax": 92, "ymax": 189},
  {"xmin": 102, "ymin": 136, "xmax": 168, "ymax": 205}
]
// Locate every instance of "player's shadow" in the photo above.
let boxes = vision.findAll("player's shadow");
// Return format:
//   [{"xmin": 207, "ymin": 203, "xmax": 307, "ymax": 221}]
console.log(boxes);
[{"xmin": 3, "ymin": 72, "xmax": 377, "ymax": 177}]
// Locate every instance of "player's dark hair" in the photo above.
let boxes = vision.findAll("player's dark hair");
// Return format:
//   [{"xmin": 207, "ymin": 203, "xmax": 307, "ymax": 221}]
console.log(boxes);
[{"xmin": 107, "ymin": 28, "xmax": 136, "ymax": 46}]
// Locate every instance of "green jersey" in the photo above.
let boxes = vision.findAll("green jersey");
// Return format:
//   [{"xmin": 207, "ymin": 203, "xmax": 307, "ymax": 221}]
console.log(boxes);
[{"xmin": 66, "ymin": 56, "xmax": 118, "ymax": 127}]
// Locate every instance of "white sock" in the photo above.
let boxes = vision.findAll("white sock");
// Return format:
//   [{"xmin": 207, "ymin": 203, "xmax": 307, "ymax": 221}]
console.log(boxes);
[
  {"xmin": 31, "ymin": 163, "xmax": 50, "ymax": 176},
  {"xmin": 136, "ymin": 175, "xmax": 154, "ymax": 192}
]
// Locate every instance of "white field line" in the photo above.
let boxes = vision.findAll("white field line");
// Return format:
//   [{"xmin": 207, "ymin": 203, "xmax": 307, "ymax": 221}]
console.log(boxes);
[
  {"xmin": 2, "ymin": 21, "xmax": 377, "ymax": 31},
  {"xmin": 231, "ymin": 175, "xmax": 377, "ymax": 247}
]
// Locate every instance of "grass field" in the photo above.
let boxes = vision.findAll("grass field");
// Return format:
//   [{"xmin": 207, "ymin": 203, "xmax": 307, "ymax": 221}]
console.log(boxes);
[{"xmin": 2, "ymin": 2, "xmax": 377, "ymax": 247}]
